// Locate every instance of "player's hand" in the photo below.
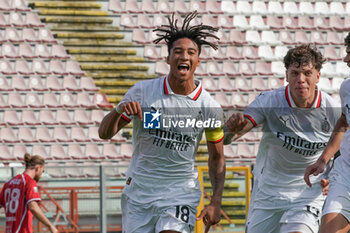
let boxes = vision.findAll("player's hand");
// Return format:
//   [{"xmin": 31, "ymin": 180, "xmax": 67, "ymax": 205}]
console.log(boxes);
[
  {"xmin": 118, "ymin": 101, "xmax": 142, "ymax": 121},
  {"xmin": 224, "ymin": 113, "xmax": 248, "ymax": 134},
  {"xmin": 49, "ymin": 225, "xmax": 59, "ymax": 233},
  {"xmin": 304, "ymin": 159, "xmax": 327, "ymax": 187},
  {"xmin": 196, "ymin": 203, "xmax": 221, "ymax": 233},
  {"xmin": 320, "ymin": 179, "xmax": 330, "ymax": 196}
]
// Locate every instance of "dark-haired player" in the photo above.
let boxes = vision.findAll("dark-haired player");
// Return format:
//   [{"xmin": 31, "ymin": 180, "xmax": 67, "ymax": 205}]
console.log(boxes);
[
  {"xmin": 99, "ymin": 12, "xmax": 225, "ymax": 233},
  {"xmin": 224, "ymin": 44, "xmax": 341, "ymax": 233},
  {"xmin": 304, "ymin": 32, "xmax": 350, "ymax": 233}
]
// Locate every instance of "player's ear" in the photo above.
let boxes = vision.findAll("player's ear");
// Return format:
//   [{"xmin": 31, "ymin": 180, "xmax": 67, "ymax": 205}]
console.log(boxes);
[
  {"xmin": 315, "ymin": 70, "xmax": 320, "ymax": 83},
  {"xmin": 166, "ymin": 55, "xmax": 170, "ymax": 64},
  {"xmin": 285, "ymin": 71, "xmax": 289, "ymax": 83}
]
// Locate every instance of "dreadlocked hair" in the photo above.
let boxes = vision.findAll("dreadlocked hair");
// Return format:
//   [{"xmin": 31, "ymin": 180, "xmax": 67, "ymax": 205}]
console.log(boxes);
[{"xmin": 153, "ymin": 11, "xmax": 219, "ymax": 55}]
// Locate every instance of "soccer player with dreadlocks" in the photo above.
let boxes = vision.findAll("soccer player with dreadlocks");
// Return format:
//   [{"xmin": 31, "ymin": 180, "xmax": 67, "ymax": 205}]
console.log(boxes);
[{"xmin": 99, "ymin": 12, "xmax": 225, "ymax": 233}]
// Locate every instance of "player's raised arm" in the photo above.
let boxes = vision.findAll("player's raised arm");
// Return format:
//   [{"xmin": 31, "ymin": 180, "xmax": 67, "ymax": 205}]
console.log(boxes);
[
  {"xmin": 98, "ymin": 101, "xmax": 142, "ymax": 140},
  {"xmin": 223, "ymin": 112, "xmax": 254, "ymax": 145},
  {"xmin": 304, "ymin": 114, "xmax": 349, "ymax": 187}
]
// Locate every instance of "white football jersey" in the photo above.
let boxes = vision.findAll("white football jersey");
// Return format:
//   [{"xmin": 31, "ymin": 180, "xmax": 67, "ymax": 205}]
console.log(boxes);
[
  {"xmin": 244, "ymin": 85, "xmax": 341, "ymax": 202},
  {"xmin": 117, "ymin": 76, "xmax": 224, "ymax": 206},
  {"xmin": 333, "ymin": 78, "xmax": 350, "ymax": 184}
]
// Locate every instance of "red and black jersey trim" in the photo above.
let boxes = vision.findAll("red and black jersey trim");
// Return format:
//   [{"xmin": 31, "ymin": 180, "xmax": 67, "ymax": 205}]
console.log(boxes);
[{"xmin": 243, "ymin": 114, "xmax": 257, "ymax": 127}]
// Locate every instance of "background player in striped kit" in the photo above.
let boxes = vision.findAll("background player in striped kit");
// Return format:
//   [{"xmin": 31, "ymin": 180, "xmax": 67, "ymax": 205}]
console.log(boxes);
[
  {"xmin": 224, "ymin": 44, "xmax": 341, "ymax": 233},
  {"xmin": 304, "ymin": 32, "xmax": 350, "ymax": 233},
  {"xmin": 0, "ymin": 153, "xmax": 58, "ymax": 233},
  {"xmin": 99, "ymin": 11, "xmax": 225, "ymax": 233}
]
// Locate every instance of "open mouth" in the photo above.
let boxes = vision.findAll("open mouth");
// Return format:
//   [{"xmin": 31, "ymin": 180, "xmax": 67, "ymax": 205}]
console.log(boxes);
[{"xmin": 178, "ymin": 64, "xmax": 190, "ymax": 72}]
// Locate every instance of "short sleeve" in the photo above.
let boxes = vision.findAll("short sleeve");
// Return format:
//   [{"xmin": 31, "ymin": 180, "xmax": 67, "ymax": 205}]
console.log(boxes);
[
  {"xmin": 205, "ymin": 103, "xmax": 224, "ymax": 143},
  {"xmin": 339, "ymin": 79, "xmax": 350, "ymax": 115},
  {"xmin": 116, "ymin": 82, "xmax": 142, "ymax": 122},
  {"xmin": 25, "ymin": 179, "xmax": 41, "ymax": 204},
  {"xmin": 243, "ymin": 92, "xmax": 270, "ymax": 126}
]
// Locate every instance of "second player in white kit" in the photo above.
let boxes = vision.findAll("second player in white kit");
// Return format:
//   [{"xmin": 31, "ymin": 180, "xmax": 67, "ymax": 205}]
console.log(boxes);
[{"xmin": 224, "ymin": 44, "xmax": 341, "ymax": 233}]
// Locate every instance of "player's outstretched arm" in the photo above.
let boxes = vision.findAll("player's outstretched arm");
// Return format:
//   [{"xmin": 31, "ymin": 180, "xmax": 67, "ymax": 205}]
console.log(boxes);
[
  {"xmin": 223, "ymin": 113, "xmax": 253, "ymax": 145},
  {"xmin": 28, "ymin": 201, "xmax": 59, "ymax": 233},
  {"xmin": 304, "ymin": 114, "xmax": 349, "ymax": 187},
  {"xmin": 99, "ymin": 101, "xmax": 142, "ymax": 139},
  {"xmin": 196, "ymin": 140, "xmax": 225, "ymax": 233}
]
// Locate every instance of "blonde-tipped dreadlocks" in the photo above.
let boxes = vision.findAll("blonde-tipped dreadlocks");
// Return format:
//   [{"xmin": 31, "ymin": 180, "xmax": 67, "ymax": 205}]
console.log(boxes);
[{"xmin": 153, "ymin": 11, "xmax": 219, "ymax": 55}]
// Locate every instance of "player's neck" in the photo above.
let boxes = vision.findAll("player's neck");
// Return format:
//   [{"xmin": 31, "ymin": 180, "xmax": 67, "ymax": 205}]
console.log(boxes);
[
  {"xmin": 24, "ymin": 169, "xmax": 35, "ymax": 179},
  {"xmin": 167, "ymin": 75, "xmax": 196, "ymax": 96},
  {"xmin": 291, "ymin": 92, "xmax": 316, "ymax": 108}
]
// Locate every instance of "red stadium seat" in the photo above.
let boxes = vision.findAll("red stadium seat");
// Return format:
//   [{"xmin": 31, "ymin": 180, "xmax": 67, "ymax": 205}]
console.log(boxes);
[
  {"xmin": 157, "ymin": 0, "xmax": 171, "ymax": 14},
  {"xmin": 11, "ymin": 0, "xmax": 30, "ymax": 11},
  {"xmin": 53, "ymin": 127, "xmax": 72, "ymax": 143},
  {"xmin": 235, "ymin": 77, "xmax": 253, "ymax": 92},
  {"xmin": 51, "ymin": 44, "xmax": 70, "ymax": 59},
  {"xmin": 80, "ymin": 77, "xmax": 99, "ymax": 91},
  {"xmin": 38, "ymin": 28, "xmax": 57, "ymax": 43},
  {"xmin": 66, "ymin": 60, "xmax": 85, "ymax": 76},
  {"xmin": 43, "ymin": 93, "xmax": 62, "ymax": 108},
  {"xmin": 8, "ymin": 93, "xmax": 26, "ymax": 108},
  {"xmin": 63, "ymin": 76, "xmax": 81, "ymax": 91},
  {"xmin": 217, "ymin": 15, "xmax": 234, "ymax": 29},
  {"xmin": 32, "ymin": 145, "xmax": 52, "ymax": 160},
  {"xmin": 190, "ymin": 0, "xmax": 207, "ymax": 14},
  {"xmin": 13, "ymin": 145, "xmax": 27, "ymax": 160},
  {"xmin": 5, "ymin": 27, "xmax": 24, "ymax": 43},
  {"xmin": 22, "ymin": 110, "xmax": 41, "ymax": 126},
  {"xmin": 18, "ymin": 127, "xmax": 38, "ymax": 143},
  {"xmin": 174, "ymin": 0, "xmax": 190, "ymax": 14},
  {"xmin": 137, "ymin": 14, "xmax": 154, "ymax": 29},
  {"xmin": 16, "ymin": 60, "xmax": 34, "ymax": 75},
  {"xmin": 60, "ymin": 93, "xmax": 79, "ymax": 108},
  {"xmin": 125, "ymin": 0, "xmax": 142, "ymax": 13},
  {"xmin": 1, "ymin": 127, "xmax": 20, "ymax": 143},
  {"xmin": 141, "ymin": 0, "xmax": 158, "ymax": 13},
  {"xmin": 4, "ymin": 110, "xmax": 23, "ymax": 126},
  {"xmin": 0, "ymin": 145, "xmax": 15, "ymax": 160},
  {"xmin": 19, "ymin": 43, "xmax": 36, "ymax": 59},
  {"xmin": 46, "ymin": 76, "xmax": 64, "ymax": 91},
  {"xmin": 108, "ymin": 0, "xmax": 126, "ymax": 13},
  {"xmin": 226, "ymin": 46, "xmax": 243, "ymax": 60},
  {"xmin": 34, "ymin": 44, "xmax": 51, "ymax": 58},
  {"xmin": 224, "ymin": 145, "xmax": 239, "ymax": 159},
  {"xmin": 214, "ymin": 93, "xmax": 233, "ymax": 109},
  {"xmin": 91, "ymin": 109, "xmax": 105, "ymax": 125},
  {"xmin": 85, "ymin": 144, "xmax": 105, "ymax": 160},
  {"xmin": 231, "ymin": 93, "xmax": 248, "ymax": 109},
  {"xmin": 39, "ymin": 110, "xmax": 58, "ymax": 125},
  {"xmin": 26, "ymin": 12, "xmax": 44, "ymax": 27},
  {"xmin": 103, "ymin": 144, "xmax": 123, "ymax": 160},
  {"xmin": 94, "ymin": 93, "xmax": 114, "ymax": 109},
  {"xmin": 77, "ymin": 92, "xmax": 96, "ymax": 108},
  {"xmin": 2, "ymin": 43, "xmax": 19, "ymax": 58},
  {"xmin": 36, "ymin": 127, "xmax": 55, "ymax": 143},
  {"xmin": 74, "ymin": 110, "xmax": 93, "ymax": 125},
  {"xmin": 56, "ymin": 110, "xmax": 75, "ymax": 125},
  {"xmin": 22, "ymin": 28, "xmax": 40, "ymax": 43},
  {"xmin": 68, "ymin": 144, "xmax": 87, "ymax": 160},
  {"xmin": 26, "ymin": 93, "xmax": 45, "ymax": 108},
  {"xmin": 32, "ymin": 60, "xmax": 50, "ymax": 75},
  {"xmin": 9, "ymin": 12, "xmax": 25, "ymax": 27},
  {"xmin": 120, "ymin": 14, "xmax": 137, "ymax": 29},
  {"xmin": 218, "ymin": 77, "xmax": 235, "ymax": 92},
  {"xmin": 12, "ymin": 76, "xmax": 29, "ymax": 91},
  {"xmin": 51, "ymin": 144, "xmax": 70, "ymax": 160},
  {"xmin": 201, "ymin": 77, "xmax": 219, "ymax": 92},
  {"xmin": 223, "ymin": 62, "xmax": 240, "ymax": 76},
  {"xmin": 71, "ymin": 127, "xmax": 90, "ymax": 143},
  {"xmin": 120, "ymin": 143, "xmax": 133, "ymax": 159},
  {"xmin": 0, "ymin": 77, "xmax": 12, "ymax": 91}
]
